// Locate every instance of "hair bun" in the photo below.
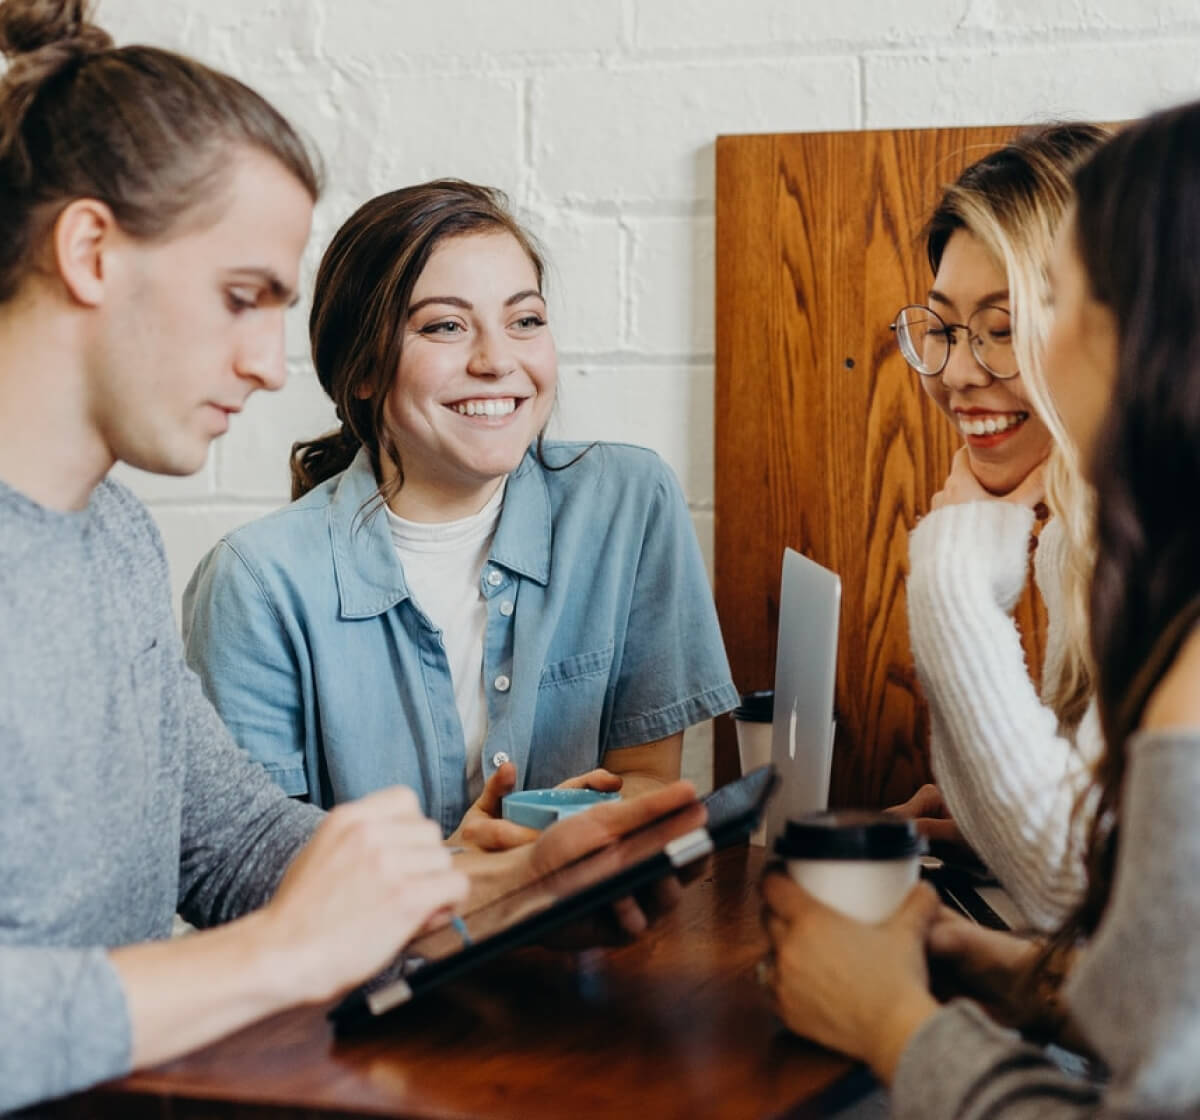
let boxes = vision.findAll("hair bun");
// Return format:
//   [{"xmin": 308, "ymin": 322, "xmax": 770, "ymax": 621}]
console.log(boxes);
[{"xmin": 0, "ymin": 0, "xmax": 111, "ymax": 60}]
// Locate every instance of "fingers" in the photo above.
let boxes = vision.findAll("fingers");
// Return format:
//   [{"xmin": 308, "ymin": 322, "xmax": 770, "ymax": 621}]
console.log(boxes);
[
  {"xmin": 471, "ymin": 762, "xmax": 519, "ymax": 819},
  {"xmin": 926, "ymin": 906, "xmax": 976, "ymax": 957},
  {"xmin": 760, "ymin": 868, "xmax": 816, "ymax": 923},
  {"xmin": 887, "ymin": 882, "xmax": 940, "ymax": 936},
  {"xmin": 319, "ymin": 799, "xmax": 445, "ymax": 865},
  {"xmin": 948, "ymin": 446, "xmax": 973, "ymax": 477},
  {"xmin": 461, "ymin": 816, "xmax": 540, "ymax": 851},
  {"xmin": 1008, "ymin": 461, "xmax": 1048, "ymax": 508},
  {"xmin": 764, "ymin": 909, "xmax": 791, "ymax": 950},
  {"xmin": 557, "ymin": 768, "xmax": 624, "ymax": 793},
  {"xmin": 589, "ymin": 779, "xmax": 698, "ymax": 834},
  {"xmin": 913, "ymin": 817, "xmax": 960, "ymax": 844},
  {"xmin": 610, "ymin": 872, "xmax": 687, "ymax": 942},
  {"xmin": 633, "ymin": 873, "xmax": 684, "ymax": 925},
  {"xmin": 609, "ymin": 894, "xmax": 649, "ymax": 939},
  {"xmin": 549, "ymin": 779, "xmax": 702, "ymax": 863},
  {"xmin": 401, "ymin": 867, "xmax": 471, "ymax": 908},
  {"xmin": 885, "ymin": 783, "xmax": 945, "ymax": 819},
  {"xmin": 913, "ymin": 784, "xmax": 947, "ymax": 817}
]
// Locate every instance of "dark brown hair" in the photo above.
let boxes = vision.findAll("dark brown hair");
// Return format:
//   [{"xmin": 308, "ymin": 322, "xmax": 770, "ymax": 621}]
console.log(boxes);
[
  {"xmin": 1035, "ymin": 101, "xmax": 1200, "ymax": 1012},
  {"xmin": 292, "ymin": 178, "xmax": 547, "ymax": 503},
  {"xmin": 0, "ymin": 0, "xmax": 320, "ymax": 304}
]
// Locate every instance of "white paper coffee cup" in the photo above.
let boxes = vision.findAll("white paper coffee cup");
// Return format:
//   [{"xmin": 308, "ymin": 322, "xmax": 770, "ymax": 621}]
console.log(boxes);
[
  {"xmin": 733, "ymin": 691, "xmax": 773, "ymax": 845},
  {"xmin": 774, "ymin": 811, "xmax": 926, "ymax": 924}
]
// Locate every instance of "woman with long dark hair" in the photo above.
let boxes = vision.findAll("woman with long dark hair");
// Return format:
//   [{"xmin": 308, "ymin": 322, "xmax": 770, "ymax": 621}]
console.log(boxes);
[{"xmin": 761, "ymin": 99, "xmax": 1200, "ymax": 1115}]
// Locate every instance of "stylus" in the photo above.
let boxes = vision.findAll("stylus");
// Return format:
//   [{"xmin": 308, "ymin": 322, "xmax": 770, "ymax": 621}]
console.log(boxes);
[{"xmin": 450, "ymin": 914, "xmax": 474, "ymax": 946}]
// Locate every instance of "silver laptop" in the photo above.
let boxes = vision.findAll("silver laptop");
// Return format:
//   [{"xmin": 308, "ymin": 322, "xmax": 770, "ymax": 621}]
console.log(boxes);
[{"xmin": 763, "ymin": 548, "xmax": 841, "ymax": 850}]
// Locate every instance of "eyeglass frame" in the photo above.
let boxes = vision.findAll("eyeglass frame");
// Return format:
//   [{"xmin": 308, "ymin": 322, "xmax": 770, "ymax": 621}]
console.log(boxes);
[{"xmin": 889, "ymin": 303, "xmax": 1020, "ymax": 380}]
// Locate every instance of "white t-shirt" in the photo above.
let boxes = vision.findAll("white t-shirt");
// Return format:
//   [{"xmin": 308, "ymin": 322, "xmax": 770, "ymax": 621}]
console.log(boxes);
[{"xmin": 385, "ymin": 483, "xmax": 505, "ymax": 799}]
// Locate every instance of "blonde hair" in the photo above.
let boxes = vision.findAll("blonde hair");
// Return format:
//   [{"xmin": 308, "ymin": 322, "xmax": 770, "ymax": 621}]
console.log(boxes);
[{"xmin": 925, "ymin": 124, "xmax": 1109, "ymax": 733}]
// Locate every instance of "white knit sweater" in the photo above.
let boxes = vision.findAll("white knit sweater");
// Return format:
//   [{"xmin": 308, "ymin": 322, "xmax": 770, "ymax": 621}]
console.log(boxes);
[{"xmin": 906, "ymin": 501, "xmax": 1101, "ymax": 931}]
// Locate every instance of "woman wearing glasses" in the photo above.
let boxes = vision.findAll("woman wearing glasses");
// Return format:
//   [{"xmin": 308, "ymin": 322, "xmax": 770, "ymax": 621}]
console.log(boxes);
[
  {"xmin": 890, "ymin": 124, "xmax": 1108, "ymax": 930},
  {"xmin": 762, "ymin": 97, "xmax": 1200, "ymax": 1117}
]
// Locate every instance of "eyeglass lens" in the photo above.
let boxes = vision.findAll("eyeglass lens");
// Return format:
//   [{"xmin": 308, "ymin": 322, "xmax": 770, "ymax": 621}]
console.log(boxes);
[{"xmin": 893, "ymin": 305, "xmax": 1017, "ymax": 378}]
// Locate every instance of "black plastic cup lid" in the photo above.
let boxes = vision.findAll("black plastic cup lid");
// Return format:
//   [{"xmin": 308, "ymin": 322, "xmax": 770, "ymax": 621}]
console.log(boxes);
[
  {"xmin": 733, "ymin": 689, "xmax": 773, "ymax": 722},
  {"xmin": 774, "ymin": 811, "xmax": 927, "ymax": 861}
]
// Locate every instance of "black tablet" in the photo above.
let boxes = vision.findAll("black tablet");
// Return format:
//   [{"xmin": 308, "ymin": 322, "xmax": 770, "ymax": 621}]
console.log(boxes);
[{"xmin": 329, "ymin": 764, "xmax": 778, "ymax": 1032}]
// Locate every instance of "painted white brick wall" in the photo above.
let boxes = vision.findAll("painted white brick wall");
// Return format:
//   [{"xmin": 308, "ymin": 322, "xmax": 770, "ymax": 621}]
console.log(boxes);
[{"xmin": 98, "ymin": 0, "xmax": 1200, "ymax": 793}]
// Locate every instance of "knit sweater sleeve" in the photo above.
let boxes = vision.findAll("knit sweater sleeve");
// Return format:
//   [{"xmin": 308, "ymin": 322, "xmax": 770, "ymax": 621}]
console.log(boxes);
[
  {"xmin": 172, "ymin": 642, "xmax": 324, "ymax": 927},
  {"xmin": 906, "ymin": 502, "xmax": 1095, "ymax": 930},
  {"xmin": 893, "ymin": 729, "xmax": 1200, "ymax": 1118},
  {"xmin": 0, "ymin": 946, "xmax": 132, "ymax": 1112},
  {"xmin": 121, "ymin": 492, "xmax": 324, "ymax": 928}
]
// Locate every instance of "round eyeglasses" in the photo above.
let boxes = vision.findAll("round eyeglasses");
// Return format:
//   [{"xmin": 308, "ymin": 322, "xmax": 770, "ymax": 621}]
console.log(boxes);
[{"xmin": 890, "ymin": 304, "xmax": 1018, "ymax": 379}]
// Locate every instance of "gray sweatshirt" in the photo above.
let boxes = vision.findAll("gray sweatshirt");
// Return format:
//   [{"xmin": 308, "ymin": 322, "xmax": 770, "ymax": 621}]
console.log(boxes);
[
  {"xmin": 894, "ymin": 728, "xmax": 1200, "ymax": 1116},
  {"xmin": 0, "ymin": 477, "xmax": 322, "ymax": 1112}
]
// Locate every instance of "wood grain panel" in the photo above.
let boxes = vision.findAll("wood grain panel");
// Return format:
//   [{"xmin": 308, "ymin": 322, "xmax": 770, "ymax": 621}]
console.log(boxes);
[{"xmin": 715, "ymin": 125, "xmax": 1048, "ymax": 809}]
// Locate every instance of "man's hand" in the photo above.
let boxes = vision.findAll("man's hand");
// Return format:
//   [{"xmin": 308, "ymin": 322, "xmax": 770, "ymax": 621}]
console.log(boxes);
[
  {"xmin": 113, "ymin": 785, "xmax": 470, "ymax": 1074},
  {"xmin": 258, "ymin": 786, "xmax": 469, "ymax": 1004},
  {"xmin": 447, "ymin": 763, "xmax": 625, "ymax": 852}
]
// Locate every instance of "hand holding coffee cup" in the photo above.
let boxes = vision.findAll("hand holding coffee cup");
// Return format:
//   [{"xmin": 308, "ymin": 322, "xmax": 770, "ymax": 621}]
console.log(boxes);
[{"xmin": 774, "ymin": 811, "xmax": 927, "ymax": 924}]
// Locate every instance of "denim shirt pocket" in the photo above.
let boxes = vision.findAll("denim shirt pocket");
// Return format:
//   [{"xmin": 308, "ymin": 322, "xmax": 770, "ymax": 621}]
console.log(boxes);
[
  {"xmin": 531, "ymin": 643, "xmax": 616, "ymax": 776},
  {"xmin": 538, "ymin": 643, "xmax": 615, "ymax": 690}
]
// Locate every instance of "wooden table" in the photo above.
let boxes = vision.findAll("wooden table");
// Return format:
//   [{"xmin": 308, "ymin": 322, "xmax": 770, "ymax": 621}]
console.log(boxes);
[{"xmin": 60, "ymin": 846, "xmax": 873, "ymax": 1119}]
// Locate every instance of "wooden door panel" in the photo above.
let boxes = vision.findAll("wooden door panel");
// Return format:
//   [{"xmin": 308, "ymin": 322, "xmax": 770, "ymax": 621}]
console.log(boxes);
[{"xmin": 715, "ymin": 125, "xmax": 1046, "ymax": 808}]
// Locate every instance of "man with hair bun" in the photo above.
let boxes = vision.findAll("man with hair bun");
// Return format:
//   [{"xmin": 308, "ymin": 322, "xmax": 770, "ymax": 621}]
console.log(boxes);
[{"xmin": 0, "ymin": 2, "xmax": 698, "ymax": 1110}]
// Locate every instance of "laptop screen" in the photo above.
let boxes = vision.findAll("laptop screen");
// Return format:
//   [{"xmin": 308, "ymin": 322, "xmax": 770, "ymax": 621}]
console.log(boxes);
[{"xmin": 763, "ymin": 548, "xmax": 841, "ymax": 850}]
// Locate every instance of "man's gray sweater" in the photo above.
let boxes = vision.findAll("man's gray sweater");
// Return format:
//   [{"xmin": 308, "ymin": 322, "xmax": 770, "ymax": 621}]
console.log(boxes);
[{"xmin": 0, "ymin": 477, "xmax": 322, "ymax": 1112}]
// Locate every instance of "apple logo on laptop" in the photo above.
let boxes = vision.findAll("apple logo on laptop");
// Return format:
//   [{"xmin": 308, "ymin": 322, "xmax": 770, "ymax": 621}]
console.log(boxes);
[{"xmin": 788, "ymin": 697, "xmax": 799, "ymax": 760}]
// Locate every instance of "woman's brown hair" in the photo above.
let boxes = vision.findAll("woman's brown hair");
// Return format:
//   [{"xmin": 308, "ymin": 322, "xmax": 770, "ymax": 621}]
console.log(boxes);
[
  {"xmin": 1028, "ymin": 101, "xmax": 1200, "ymax": 1026},
  {"xmin": 0, "ymin": 0, "xmax": 320, "ymax": 304},
  {"xmin": 292, "ymin": 179, "xmax": 547, "ymax": 503}
]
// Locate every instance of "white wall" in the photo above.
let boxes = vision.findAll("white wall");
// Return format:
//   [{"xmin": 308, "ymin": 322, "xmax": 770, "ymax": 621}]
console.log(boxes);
[{"xmin": 102, "ymin": 0, "xmax": 1200, "ymax": 791}]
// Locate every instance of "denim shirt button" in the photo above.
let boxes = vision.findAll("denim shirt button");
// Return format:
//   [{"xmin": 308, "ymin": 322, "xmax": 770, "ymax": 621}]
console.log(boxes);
[
  {"xmin": 491, "ymin": 751, "xmax": 511, "ymax": 768},
  {"xmin": 493, "ymin": 674, "xmax": 511, "ymax": 692},
  {"xmin": 499, "ymin": 600, "xmax": 514, "ymax": 617},
  {"xmin": 486, "ymin": 569, "xmax": 504, "ymax": 587}
]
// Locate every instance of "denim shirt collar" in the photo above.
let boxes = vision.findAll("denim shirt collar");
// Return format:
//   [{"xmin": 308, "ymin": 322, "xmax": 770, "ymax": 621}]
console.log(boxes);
[{"xmin": 329, "ymin": 446, "xmax": 551, "ymax": 620}]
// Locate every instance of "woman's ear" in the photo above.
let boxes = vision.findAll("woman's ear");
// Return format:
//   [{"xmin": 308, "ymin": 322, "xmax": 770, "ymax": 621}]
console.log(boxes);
[{"xmin": 52, "ymin": 198, "xmax": 119, "ymax": 308}]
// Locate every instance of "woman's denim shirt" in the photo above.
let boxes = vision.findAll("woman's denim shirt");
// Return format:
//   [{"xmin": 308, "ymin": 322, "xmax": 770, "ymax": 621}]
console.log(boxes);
[{"xmin": 182, "ymin": 442, "xmax": 739, "ymax": 835}]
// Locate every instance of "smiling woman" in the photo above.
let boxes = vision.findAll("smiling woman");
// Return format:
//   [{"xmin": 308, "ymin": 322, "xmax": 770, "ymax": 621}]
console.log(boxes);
[
  {"xmin": 182, "ymin": 179, "xmax": 739, "ymax": 848},
  {"xmin": 377, "ymin": 229, "xmax": 557, "ymax": 521},
  {"xmin": 888, "ymin": 123, "xmax": 1111, "ymax": 931},
  {"xmin": 905, "ymin": 229, "xmax": 1050, "ymax": 494},
  {"xmin": 762, "ymin": 95, "xmax": 1200, "ymax": 1120}
]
